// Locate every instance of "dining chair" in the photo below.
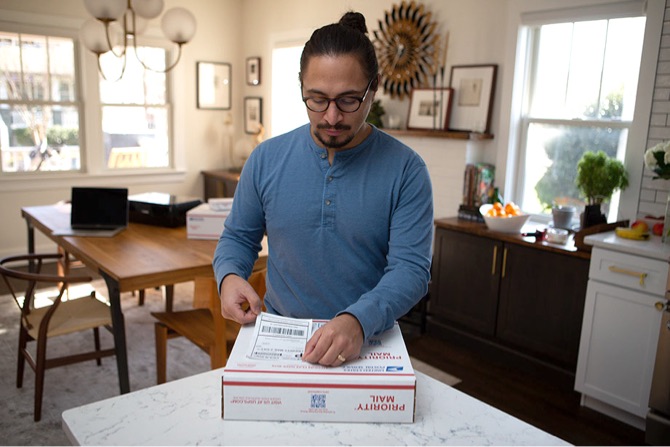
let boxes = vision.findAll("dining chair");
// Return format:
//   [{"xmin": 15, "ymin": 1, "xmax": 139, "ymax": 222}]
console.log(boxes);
[
  {"xmin": 151, "ymin": 256, "xmax": 267, "ymax": 384},
  {"xmin": 0, "ymin": 253, "xmax": 117, "ymax": 422}
]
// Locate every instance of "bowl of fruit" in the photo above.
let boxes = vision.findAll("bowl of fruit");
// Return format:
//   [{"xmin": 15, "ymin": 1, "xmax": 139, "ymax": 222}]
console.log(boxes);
[{"xmin": 480, "ymin": 202, "xmax": 530, "ymax": 233}]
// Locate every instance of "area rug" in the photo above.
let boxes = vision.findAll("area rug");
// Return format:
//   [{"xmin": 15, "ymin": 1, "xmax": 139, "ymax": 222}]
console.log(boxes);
[{"xmin": 0, "ymin": 281, "xmax": 459, "ymax": 446}]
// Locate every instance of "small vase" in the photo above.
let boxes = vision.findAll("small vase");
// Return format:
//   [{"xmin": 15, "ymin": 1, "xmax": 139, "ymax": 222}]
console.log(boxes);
[{"xmin": 663, "ymin": 194, "xmax": 670, "ymax": 244}]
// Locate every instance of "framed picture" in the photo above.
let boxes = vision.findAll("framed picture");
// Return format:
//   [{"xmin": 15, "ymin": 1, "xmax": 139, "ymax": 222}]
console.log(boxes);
[
  {"xmin": 197, "ymin": 61, "xmax": 231, "ymax": 110},
  {"xmin": 244, "ymin": 97, "xmax": 263, "ymax": 134},
  {"xmin": 448, "ymin": 64, "xmax": 497, "ymax": 133},
  {"xmin": 407, "ymin": 88, "xmax": 453, "ymax": 131},
  {"xmin": 246, "ymin": 57, "xmax": 261, "ymax": 86}
]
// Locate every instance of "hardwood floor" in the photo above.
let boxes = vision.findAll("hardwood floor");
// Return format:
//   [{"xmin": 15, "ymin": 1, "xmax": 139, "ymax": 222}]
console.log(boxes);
[{"xmin": 401, "ymin": 323, "xmax": 646, "ymax": 446}]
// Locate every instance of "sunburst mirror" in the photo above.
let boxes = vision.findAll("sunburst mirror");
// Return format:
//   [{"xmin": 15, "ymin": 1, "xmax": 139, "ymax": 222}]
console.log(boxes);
[{"xmin": 372, "ymin": 1, "xmax": 441, "ymax": 100}]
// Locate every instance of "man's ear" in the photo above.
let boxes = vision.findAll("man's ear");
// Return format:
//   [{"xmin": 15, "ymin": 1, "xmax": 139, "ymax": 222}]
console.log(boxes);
[{"xmin": 372, "ymin": 73, "xmax": 380, "ymax": 92}]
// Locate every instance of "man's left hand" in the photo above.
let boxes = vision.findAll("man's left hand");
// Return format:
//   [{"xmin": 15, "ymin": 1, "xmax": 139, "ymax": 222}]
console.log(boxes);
[{"xmin": 302, "ymin": 313, "xmax": 364, "ymax": 366}]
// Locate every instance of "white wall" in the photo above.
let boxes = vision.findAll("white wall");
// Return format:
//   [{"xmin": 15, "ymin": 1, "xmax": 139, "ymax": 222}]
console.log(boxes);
[{"xmin": 0, "ymin": 0, "xmax": 663, "ymax": 257}]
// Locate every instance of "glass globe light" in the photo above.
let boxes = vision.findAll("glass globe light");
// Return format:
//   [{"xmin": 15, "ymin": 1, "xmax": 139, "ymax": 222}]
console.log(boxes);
[
  {"xmin": 161, "ymin": 7, "xmax": 197, "ymax": 44},
  {"xmin": 79, "ymin": 18, "xmax": 111, "ymax": 54},
  {"xmin": 83, "ymin": 0, "xmax": 126, "ymax": 21},
  {"xmin": 131, "ymin": 0, "xmax": 164, "ymax": 19}
]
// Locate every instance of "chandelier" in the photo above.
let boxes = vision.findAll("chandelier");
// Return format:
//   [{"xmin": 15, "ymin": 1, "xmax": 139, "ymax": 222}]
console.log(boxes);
[{"xmin": 79, "ymin": 0, "xmax": 196, "ymax": 80}]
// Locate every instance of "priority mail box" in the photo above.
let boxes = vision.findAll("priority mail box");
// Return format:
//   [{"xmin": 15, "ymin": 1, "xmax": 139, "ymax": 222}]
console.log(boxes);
[
  {"xmin": 222, "ymin": 319, "xmax": 416, "ymax": 423},
  {"xmin": 186, "ymin": 203, "xmax": 227, "ymax": 240}
]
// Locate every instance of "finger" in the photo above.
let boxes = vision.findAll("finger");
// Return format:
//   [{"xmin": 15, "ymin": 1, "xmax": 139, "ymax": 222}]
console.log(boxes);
[{"xmin": 302, "ymin": 330, "xmax": 324, "ymax": 363}]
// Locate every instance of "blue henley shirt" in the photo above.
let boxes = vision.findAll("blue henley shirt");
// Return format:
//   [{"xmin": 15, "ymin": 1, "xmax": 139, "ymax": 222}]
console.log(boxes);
[{"xmin": 213, "ymin": 124, "xmax": 433, "ymax": 339}]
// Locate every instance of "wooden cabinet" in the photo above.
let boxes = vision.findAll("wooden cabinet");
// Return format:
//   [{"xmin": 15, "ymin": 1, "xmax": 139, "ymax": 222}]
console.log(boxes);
[
  {"xmin": 574, "ymin": 246, "xmax": 667, "ymax": 429},
  {"xmin": 432, "ymin": 229, "xmax": 501, "ymax": 335},
  {"xmin": 496, "ymin": 243, "xmax": 589, "ymax": 367},
  {"xmin": 430, "ymin": 221, "xmax": 590, "ymax": 371},
  {"xmin": 201, "ymin": 169, "xmax": 240, "ymax": 200}
]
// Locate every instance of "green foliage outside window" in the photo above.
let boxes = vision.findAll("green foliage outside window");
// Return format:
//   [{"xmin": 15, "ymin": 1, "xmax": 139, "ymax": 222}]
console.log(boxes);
[
  {"xmin": 534, "ymin": 90, "xmax": 624, "ymax": 210},
  {"xmin": 12, "ymin": 126, "xmax": 79, "ymax": 147}
]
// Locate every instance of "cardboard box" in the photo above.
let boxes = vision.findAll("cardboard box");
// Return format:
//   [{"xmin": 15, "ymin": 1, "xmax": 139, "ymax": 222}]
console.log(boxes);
[
  {"xmin": 186, "ymin": 203, "xmax": 228, "ymax": 240},
  {"xmin": 222, "ymin": 322, "xmax": 416, "ymax": 423}
]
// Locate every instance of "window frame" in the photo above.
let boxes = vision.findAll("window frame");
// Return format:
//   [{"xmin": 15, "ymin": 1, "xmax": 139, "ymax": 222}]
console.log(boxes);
[
  {"xmin": 503, "ymin": 0, "xmax": 651, "ymax": 223},
  {"xmin": 0, "ymin": 9, "xmax": 186, "ymax": 192},
  {"xmin": 514, "ymin": 10, "xmax": 642, "ymax": 222}
]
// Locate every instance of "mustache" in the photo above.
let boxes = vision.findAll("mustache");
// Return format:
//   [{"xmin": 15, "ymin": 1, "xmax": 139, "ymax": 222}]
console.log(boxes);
[{"xmin": 316, "ymin": 123, "xmax": 351, "ymax": 131}]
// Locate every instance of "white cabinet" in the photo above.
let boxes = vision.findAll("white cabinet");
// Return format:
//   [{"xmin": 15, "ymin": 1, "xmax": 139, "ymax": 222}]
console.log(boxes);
[{"xmin": 575, "ymin": 246, "xmax": 666, "ymax": 429}]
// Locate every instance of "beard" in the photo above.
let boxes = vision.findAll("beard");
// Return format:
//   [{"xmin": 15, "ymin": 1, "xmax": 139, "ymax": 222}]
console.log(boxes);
[{"xmin": 314, "ymin": 123, "xmax": 355, "ymax": 149}]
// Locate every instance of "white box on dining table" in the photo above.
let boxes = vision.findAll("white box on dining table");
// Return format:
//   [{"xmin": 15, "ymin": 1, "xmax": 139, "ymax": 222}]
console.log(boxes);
[
  {"xmin": 222, "ymin": 320, "xmax": 416, "ymax": 423},
  {"xmin": 186, "ymin": 203, "xmax": 228, "ymax": 240}
]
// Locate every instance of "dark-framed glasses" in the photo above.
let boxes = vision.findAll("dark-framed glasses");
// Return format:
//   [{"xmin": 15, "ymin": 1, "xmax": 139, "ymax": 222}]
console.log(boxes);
[{"xmin": 302, "ymin": 77, "xmax": 375, "ymax": 113}]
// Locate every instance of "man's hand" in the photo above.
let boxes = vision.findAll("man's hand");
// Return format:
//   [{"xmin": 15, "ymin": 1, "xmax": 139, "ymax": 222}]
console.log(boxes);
[
  {"xmin": 219, "ymin": 274, "xmax": 262, "ymax": 324},
  {"xmin": 302, "ymin": 313, "xmax": 364, "ymax": 366}
]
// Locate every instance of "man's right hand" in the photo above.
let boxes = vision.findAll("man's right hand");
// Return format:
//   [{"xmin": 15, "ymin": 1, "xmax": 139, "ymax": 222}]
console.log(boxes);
[{"xmin": 220, "ymin": 274, "xmax": 262, "ymax": 324}]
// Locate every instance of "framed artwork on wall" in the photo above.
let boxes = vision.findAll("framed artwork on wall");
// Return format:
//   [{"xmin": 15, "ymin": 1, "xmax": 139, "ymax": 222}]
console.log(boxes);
[
  {"xmin": 448, "ymin": 64, "xmax": 497, "ymax": 133},
  {"xmin": 407, "ymin": 88, "xmax": 453, "ymax": 131},
  {"xmin": 244, "ymin": 97, "xmax": 263, "ymax": 134},
  {"xmin": 197, "ymin": 61, "xmax": 231, "ymax": 110},
  {"xmin": 246, "ymin": 57, "xmax": 261, "ymax": 86}
]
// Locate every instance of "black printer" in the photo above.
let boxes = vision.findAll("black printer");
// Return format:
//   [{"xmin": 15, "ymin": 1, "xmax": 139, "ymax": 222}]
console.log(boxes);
[{"xmin": 128, "ymin": 192, "xmax": 202, "ymax": 227}]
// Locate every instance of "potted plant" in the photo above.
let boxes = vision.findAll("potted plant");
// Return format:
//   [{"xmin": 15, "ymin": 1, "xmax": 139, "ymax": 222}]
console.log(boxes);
[{"xmin": 575, "ymin": 150, "xmax": 629, "ymax": 228}]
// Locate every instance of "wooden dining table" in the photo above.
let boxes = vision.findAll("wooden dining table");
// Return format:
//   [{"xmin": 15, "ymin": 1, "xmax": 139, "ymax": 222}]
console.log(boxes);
[{"xmin": 21, "ymin": 203, "xmax": 220, "ymax": 395}]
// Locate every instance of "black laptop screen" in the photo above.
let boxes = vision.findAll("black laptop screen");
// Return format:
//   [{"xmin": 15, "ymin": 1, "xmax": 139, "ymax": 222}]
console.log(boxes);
[{"xmin": 70, "ymin": 187, "xmax": 129, "ymax": 229}]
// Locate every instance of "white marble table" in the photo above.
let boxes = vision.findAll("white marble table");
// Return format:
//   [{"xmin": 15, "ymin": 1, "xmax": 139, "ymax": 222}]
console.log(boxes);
[{"xmin": 62, "ymin": 369, "xmax": 569, "ymax": 446}]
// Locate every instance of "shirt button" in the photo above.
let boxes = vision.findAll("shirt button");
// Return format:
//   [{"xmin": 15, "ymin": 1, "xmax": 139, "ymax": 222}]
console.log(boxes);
[
  {"xmin": 328, "ymin": 176, "xmax": 333, "ymax": 182},
  {"xmin": 321, "ymin": 153, "xmax": 327, "ymax": 159},
  {"xmin": 325, "ymin": 200, "xmax": 331, "ymax": 205}
]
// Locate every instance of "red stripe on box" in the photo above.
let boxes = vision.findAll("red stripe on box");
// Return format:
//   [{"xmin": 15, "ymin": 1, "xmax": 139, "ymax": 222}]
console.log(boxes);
[
  {"xmin": 225, "ymin": 369, "xmax": 414, "ymax": 377},
  {"xmin": 223, "ymin": 381, "xmax": 415, "ymax": 389}
]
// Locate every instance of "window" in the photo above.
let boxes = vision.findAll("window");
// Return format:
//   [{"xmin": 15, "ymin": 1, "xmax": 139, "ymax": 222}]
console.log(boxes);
[
  {"xmin": 100, "ymin": 46, "xmax": 170, "ymax": 169},
  {"xmin": 0, "ymin": 31, "xmax": 80, "ymax": 172},
  {"xmin": 271, "ymin": 43, "xmax": 307, "ymax": 137},
  {"xmin": 514, "ymin": 12, "xmax": 645, "ymax": 219},
  {"xmin": 0, "ymin": 21, "xmax": 176, "ymax": 176}
]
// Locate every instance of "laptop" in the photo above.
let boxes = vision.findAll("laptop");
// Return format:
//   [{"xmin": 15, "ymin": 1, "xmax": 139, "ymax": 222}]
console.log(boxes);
[{"xmin": 53, "ymin": 187, "xmax": 129, "ymax": 237}]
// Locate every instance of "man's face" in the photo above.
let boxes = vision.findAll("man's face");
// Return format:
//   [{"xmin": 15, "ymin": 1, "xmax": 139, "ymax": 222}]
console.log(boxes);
[{"xmin": 301, "ymin": 54, "xmax": 376, "ymax": 151}]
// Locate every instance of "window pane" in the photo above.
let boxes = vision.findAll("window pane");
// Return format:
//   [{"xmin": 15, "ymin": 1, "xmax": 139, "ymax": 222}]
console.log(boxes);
[
  {"xmin": 0, "ymin": 104, "xmax": 80, "ymax": 172},
  {"xmin": 271, "ymin": 45, "xmax": 307, "ymax": 137},
  {"xmin": 99, "ymin": 45, "xmax": 169, "ymax": 170},
  {"xmin": 0, "ymin": 31, "xmax": 80, "ymax": 173},
  {"xmin": 20, "ymin": 34, "xmax": 49, "ymax": 101},
  {"xmin": 99, "ymin": 46, "xmax": 166, "ymax": 104},
  {"xmin": 522, "ymin": 122, "xmax": 626, "ymax": 215},
  {"xmin": 530, "ymin": 18, "xmax": 643, "ymax": 120},
  {"xmin": 0, "ymin": 32, "xmax": 21, "ymax": 100},
  {"xmin": 102, "ymin": 105, "xmax": 168, "ymax": 168},
  {"xmin": 48, "ymin": 37, "xmax": 76, "ymax": 101}
]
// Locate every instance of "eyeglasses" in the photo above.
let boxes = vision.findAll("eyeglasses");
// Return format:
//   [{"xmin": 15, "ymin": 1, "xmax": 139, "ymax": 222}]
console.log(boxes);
[{"xmin": 302, "ymin": 77, "xmax": 375, "ymax": 113}]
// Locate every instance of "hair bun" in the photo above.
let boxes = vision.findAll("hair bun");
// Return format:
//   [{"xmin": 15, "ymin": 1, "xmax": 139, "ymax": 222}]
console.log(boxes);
[{"xmin": 339, "ymin": 11, "xmax": 368, "ymax": 35}]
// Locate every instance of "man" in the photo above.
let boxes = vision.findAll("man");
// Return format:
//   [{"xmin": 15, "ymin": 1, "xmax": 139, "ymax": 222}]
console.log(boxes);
[{"xmin": 213, "ymin": 11, "xmax": 433, "ymax": 367}]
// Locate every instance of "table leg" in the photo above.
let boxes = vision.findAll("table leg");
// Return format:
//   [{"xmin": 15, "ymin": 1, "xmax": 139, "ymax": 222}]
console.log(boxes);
[
  {"xmin": 26, "ymin": 220, "xmax": 35, "ymax": 272},
  {"xmin": 165, "ymin": 284, "xmax": 174, "ymax": 312},
  {"xmin": 100, "ymin": 270, "xmax": 130, "ymax": 394}
]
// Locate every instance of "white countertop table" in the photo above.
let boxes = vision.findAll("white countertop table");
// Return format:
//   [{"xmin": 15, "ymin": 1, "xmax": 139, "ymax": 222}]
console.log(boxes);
[
  {"xmin": 62, "ymin": 369, "xmax": 569, "ymax": 445},
  {"xmin": 585, "ymin": 230, "xmax": 670, "ymax": 261}
]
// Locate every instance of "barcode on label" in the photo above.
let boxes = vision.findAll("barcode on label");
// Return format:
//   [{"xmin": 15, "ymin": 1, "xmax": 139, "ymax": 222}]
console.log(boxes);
[{"xmin": 260, "ymin": 325, "xmax": 305, "ymax": 337}]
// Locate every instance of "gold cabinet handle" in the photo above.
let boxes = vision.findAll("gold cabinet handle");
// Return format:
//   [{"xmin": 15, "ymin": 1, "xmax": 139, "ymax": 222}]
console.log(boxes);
[
  {"xmin": 608, "ymin": 265, "xmax": 648, "ymax": 286},
  {"xmin": 655, "ymin": 301, "xmax": 666, "ymax": 311},
  {"xmin": 491, "ymin": 246, "xmax": 498, "ymax": 276},
  {"xmin": 501, "ymin": 247, "xmax": 508, "ymax": 278}
]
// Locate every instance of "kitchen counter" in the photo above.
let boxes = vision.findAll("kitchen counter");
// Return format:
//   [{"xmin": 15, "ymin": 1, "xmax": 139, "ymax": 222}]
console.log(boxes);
[
  {"xmin": 584, "ymin": 231, "xmax": 670, "ymax": 261},
  {"xmin": 61, "ymin": 369, "xmax": 569, "ymax": 446},
  {"xmin": 435, "ymin": 217, "xmax": 590, "ymax": 260}
]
